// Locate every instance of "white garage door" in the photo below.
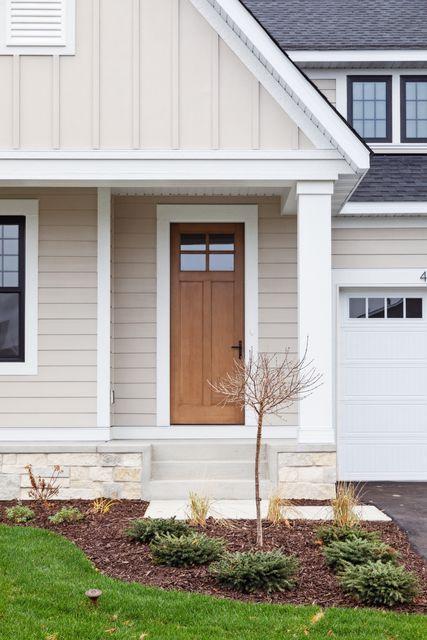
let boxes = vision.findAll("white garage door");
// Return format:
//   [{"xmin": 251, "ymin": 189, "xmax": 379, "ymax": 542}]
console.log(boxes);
[{"xmin": 338, "ymin": 290, "xmax": 427, "ymax": 480}]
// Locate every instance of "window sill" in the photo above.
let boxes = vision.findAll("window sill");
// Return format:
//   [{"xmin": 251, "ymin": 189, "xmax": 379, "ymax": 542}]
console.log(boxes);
[{"xmin": 0, "ymin": 361, "xmax": 37, "ymax": 376}]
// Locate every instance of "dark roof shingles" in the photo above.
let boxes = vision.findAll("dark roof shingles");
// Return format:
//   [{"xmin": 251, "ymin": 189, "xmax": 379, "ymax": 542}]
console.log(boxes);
[
  {"xmin": 241, "ymin": 0, "xmax": 427, "ymax": 50},
  {"xmin": 350, "ymin": 155, "xmax": 427, "ymax": 202}
]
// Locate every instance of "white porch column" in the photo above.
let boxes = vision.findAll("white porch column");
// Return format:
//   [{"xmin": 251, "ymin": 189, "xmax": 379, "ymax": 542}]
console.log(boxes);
[
  {"xmin": 97, "ymin": 187, "xmax": 112, "ymax": 437},
  {"xmin": 296, "ymin": 181, "xmax": 334, "ymax": 444}
]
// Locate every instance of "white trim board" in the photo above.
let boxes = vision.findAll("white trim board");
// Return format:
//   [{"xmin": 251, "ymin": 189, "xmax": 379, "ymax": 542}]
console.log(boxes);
[
  {"xmin": 0, "ymin": 199, "xmax": 38, "ymax": 375},
  {"xmin": 97, "ymin": 188, "xmax": 111, "ymax": 431},
  {"xmin": 333, "ymin": 216, "xmax": 427, "ymax": 228},
  {"xmin": 289, "ymin": 50, "xmax": 427, "ymax": 64},
  {"xmin": 156, "ymin": 204, "xmax": 259, "ymax": 427},
  {"xmin": 0, "ymin": 427, "xmax": 110, "ymax": 442},
  {"xmin": 341, "ymin": 202, "xmax": 427, "ymax": 215}
]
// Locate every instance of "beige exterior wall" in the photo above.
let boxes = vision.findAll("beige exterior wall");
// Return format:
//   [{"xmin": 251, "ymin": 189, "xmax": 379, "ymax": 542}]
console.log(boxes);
[
  {"xmin": 0, "ymin": 189, "xmax": 98, "ymax": 428},
  {"xmin": 332, "ymin": 226, "xmax": 427, "ymax": 268},
  {"xmin": 312, "ymin": 79, "xmax": 337, "ymax": 106},
  {"xmin": 0, "ymin": 0, "xmax": 312, "ymax": 151},
  {"xmin": 112, "ymin": 196, "xmax": 298, "ymax": 428}
]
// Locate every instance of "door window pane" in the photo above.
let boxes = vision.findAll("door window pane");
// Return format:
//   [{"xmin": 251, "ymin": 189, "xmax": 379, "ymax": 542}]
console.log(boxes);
[
  {"xmin": 406, "ymin": 298, "xmax": 422, "ymax": 318},
  {"xmin": 368, "ymin": 298, "xmax": 385, "ymax": 318},
  {"xmin": 0, "ymin": 293, "xmax": 19, "ymax": 358},
  {"xmin": 349, "ymin": 298, "xmax": 366, "ymax": 318},
  {"xmin": 180, "ymin": 234, "xmax": 206, "ymax": 251},
  {"xmin": 387, "ymin": 298, "xmax": 404, "ymax": 318},
  {"xmin": 402, "ymin": 77, "xmax": 427, "ymax": 141},
  {"xmin": 209, "ymin": 253, "xmax": 234, "ymax": 271},
  {"xmin": 349, "ymin": 77, "xmax": 390, "ymax": 141},
  {"xmin": 209, "ymin": 234, "xmax": 234, "ymax": 251},
  {"xmin": 180, "ymin": 254, "xmax": 206, "ymax": 271}
]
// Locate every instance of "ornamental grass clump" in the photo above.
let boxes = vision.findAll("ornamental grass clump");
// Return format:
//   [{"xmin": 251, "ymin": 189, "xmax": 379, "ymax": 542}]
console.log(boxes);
[
  {"xmin": 48, "ymin": 506, "xmax": 84, "ymax": 525},
  {"xmin": 339, "ymin": 560, "xmax": 419, "ymax": 607},
  {"xmin": 315, "ymin": 524, "xmax": 380, "ymax": 546},
  {"xmin": 125, "ymin": 517, "xmax": 191, "ymax": 543},
  {"xmin": 323, "ymin": 537, "xmax": 398, "ymax": 573},
  {"xmin": 149, "ymin": 532, "xmax": 225, "ymax": 567},
  {"xmin": 210, "ymin": 550, "xmax": 298, "ymax": 593},
  {"xmin": 5, "ymin": 504, "xmax": 35, "ymax": 523}
]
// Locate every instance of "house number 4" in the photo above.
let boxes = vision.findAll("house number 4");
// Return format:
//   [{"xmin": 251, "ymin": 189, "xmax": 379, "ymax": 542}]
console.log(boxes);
[{"xmin": 421, "ymin": 271, "xmax": 427, "ymax": 283}]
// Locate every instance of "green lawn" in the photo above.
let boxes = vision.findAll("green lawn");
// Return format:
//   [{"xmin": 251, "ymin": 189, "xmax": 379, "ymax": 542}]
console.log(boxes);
[{"xmin": 0, "ymin": 525, "xmax": 425, "ymax": 640}]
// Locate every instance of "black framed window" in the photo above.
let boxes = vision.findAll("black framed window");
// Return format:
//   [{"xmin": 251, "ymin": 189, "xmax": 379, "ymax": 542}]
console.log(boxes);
[
  {"xmin": 0, "ymin": 217, "xmax": 25, "ymax": 361},
  {"xmin": 347, "ymin": 76, "xmax": 392, "ymax": 142},
  {"xmin": 401, "ymin": 76, "xmax": 427, "ymax": 142}
]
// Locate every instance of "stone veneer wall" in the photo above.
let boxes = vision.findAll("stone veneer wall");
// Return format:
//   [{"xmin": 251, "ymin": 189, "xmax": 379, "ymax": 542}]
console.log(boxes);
[
  {"xmin": 0, "ymin": 451, "xmax": 144, "ymax": 500},
  {"xmin": 277, "ymin": 451, "xmax": 337, "ymax": 499}
]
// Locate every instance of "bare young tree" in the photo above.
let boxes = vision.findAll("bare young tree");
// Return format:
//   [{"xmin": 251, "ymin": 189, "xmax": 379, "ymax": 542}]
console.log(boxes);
[{"xmin": 209, "ymin": 345, "xmax": 321, "ymax": 548}]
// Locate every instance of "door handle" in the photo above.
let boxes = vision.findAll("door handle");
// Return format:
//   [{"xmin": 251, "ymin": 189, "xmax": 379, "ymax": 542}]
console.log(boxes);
[{"xmin": 231, "ymin": 340, "xmax": 243, "ymax": 359}]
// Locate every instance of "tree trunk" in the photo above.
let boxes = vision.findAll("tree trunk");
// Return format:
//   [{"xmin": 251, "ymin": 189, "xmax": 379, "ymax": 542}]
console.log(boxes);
[{"xmin": 255, "ymin": 411, "xmax": 263, "ymax": 548}]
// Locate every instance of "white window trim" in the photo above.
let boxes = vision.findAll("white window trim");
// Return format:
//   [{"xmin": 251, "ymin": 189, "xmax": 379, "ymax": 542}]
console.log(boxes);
[
  {"xmin": 0, "ymin": 0, "xmax": 76, "ymax": 55},
  {"xmin": 0, "ymin": 199, "xmax": 38, "ymax": 375},
  {"xmin": 156, "ymin": 204, "xmax": 259, "ymax": 427}
]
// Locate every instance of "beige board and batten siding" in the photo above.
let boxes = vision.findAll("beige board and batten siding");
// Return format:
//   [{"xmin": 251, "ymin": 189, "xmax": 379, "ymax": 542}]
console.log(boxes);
[
  {"xmin": 0, "ymin": 189, "xmax": 98, "ymax": 428},
  {"xmin": 112, "ymin": 196, "xmax": 297, "ymax": 429},
  {"xmin": 332, "ymin": 226, "xmax": 427, "ymax": 268},
  {"xmin": 0, "ymin": 0, "xmax": 314, "ymax": 151}
]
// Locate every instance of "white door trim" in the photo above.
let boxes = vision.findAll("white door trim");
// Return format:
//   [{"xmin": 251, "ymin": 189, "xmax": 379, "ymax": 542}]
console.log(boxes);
[
  {"xmin": 97, "ymin": 188, "xmax": 111, "ymax": 432},
  {"xmin": 156, "ymin": 204, "xmax": 259, "ymax": 427}
]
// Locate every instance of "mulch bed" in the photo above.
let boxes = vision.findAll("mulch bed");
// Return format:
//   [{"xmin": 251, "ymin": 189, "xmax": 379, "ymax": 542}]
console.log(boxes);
[{"xmin": 1, "ymin": 499, "xmax": 426, "ymax": 613}]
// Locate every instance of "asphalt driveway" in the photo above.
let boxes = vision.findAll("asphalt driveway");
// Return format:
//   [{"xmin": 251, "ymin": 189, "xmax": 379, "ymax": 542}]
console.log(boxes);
[{"xmin": 363, "ymin": 482, "xmax": 427, "ymax": 560}]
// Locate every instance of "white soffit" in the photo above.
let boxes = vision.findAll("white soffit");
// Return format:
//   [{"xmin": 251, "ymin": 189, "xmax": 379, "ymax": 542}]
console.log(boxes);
[
  {"xmin": 288, "ymin": 50, "xmax": 427, "ymax": 65},
  {"xmin": 191, "ymin": 0, "xmax": 370, "ymax": 173}
]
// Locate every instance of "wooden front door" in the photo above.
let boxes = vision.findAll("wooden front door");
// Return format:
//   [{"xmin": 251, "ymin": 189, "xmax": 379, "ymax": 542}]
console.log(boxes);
[{"xmin": 171, "ymin": 223, "xmax": 244, "ymax": 424}]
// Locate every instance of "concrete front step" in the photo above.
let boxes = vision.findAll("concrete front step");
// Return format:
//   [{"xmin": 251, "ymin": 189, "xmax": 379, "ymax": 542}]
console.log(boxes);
[
  {"xmin": 151, "ymin": 459, "xmax": 267, "ymax": 481},
  {"xmin": 148, "ymin": 479, "xmax": 272, "ymax": 500},
  {"xmin": 151, "ymin": 441, "xmax": 267, "ymax": 462}
]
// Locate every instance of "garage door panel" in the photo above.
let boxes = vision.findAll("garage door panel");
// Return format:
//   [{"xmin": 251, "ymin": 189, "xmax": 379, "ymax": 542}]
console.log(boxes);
[
  {"xmin": 342, "ymin": 403, "xmax": 427, "ymax": 432},
  {"xmin": 342, "ymin": 366, "xmax": 427, "ymax": 397},
  {"xmin": 339, "ymin": 290, "xmax": 427, "ymax": 481},
  {"xmin": 340, "ymin": 443, "xmax": 427, "ymax": 480},
  {"xmin": 342, "ymin": 330, "xmax": 427, "ymax": 361}
]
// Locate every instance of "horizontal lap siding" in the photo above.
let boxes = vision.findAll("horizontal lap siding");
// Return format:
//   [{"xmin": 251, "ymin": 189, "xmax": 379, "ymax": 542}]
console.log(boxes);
[
  {"xmin": 112, "ymin": 196, "xmax": 297, "ymax": 428},
  {"xmin": 0, "ymin": 189, "xmax": 98, "ymax": 428},
  {"xmin": 332, "ymin": 227, "xmax": 427, "ymax": 268}
]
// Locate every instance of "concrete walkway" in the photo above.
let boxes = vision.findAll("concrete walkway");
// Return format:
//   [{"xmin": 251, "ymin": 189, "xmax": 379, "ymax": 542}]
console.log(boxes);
[
  {"xmin": 363, "ymin": 482, "xmax": 427, "ymax": 560},
  {"xmin": 145, "ymin": 500, "xmax": 390, "ymax": 522}
]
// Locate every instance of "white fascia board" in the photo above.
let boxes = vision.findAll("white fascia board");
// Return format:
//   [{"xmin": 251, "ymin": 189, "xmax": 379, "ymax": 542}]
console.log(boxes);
[
  {"xmin": 288, "ymin": 50, "xmax": 427, "ymax": 64},
  {"xmin": 341, "ymin": 202, "xmax": 427, "ymax": 215},
  {"xmin": 194, "ymin": 0, "xmax": 370, "ymax": 171},
  {"xmin": 0, "ymin": 156, "xmax": 351, "ymax": 184}
]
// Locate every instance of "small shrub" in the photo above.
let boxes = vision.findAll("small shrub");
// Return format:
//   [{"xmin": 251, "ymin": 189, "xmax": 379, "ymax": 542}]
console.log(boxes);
[
  {"xmin": 25, "ymin": 464, "xmax": 63, "ymax": 506},
  {"xmin": 48, "ymin": 506, "xmax": 84, "ymax": 524},
  {"xmin": 5, "ymin": 504, "xmax": 35, "ymax": 523},
  {"xmin": 340, "ymin": 560, "xmax": 419, "ymax": 607},
  {"xmin": 323, "ymin": 537, "xmax": 398, "ymax": 572},
  {"xmin": 187, "ymin": 492, "xmax": 212, "ymax": 527},
  {"xmin": 92, "ymin": 497, "xmax": 117, "ymax": 515},
  {"xmin": 332, "ymin": 482, "xmax": 363, "ymax": 528},
  {"xmin": 316, "ymin": 524, "xmax": 380, "ymax": 546},
  {"xmin": 125, "ymin": 517, "xmax": 190, "ymax": 543},
  {"xmin": 210, "ymin": 550, "xmax": 298, "ymax": 593},
  {"xmin": 150, "ymin": 532, "xmax": 224, "ymax": 567}
]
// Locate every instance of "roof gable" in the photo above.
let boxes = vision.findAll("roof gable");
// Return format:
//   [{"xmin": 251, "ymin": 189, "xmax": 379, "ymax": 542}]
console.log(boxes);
[{"xmin": 192, "ymin": 0, "xmax": 370, "ymax": 171}]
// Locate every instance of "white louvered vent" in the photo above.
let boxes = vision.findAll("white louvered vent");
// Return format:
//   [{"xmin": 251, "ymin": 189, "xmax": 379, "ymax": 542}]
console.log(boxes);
[{"xmin": 6, "ymin": 0, "xmax": 66, "ymax": 46}]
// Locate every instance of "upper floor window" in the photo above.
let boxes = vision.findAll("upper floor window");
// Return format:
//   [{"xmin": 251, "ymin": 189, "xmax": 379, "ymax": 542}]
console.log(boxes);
[
  {"xmin": 401, "ymin": 76, "xmax": 427, "ymax": 142},
  {"xmin": 347, "ymin": 76, "xmax": 392, "ymax": 142},
  {"xmin": 0, "ymin": 217, "xmax": 25, "ymax": 362}
]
